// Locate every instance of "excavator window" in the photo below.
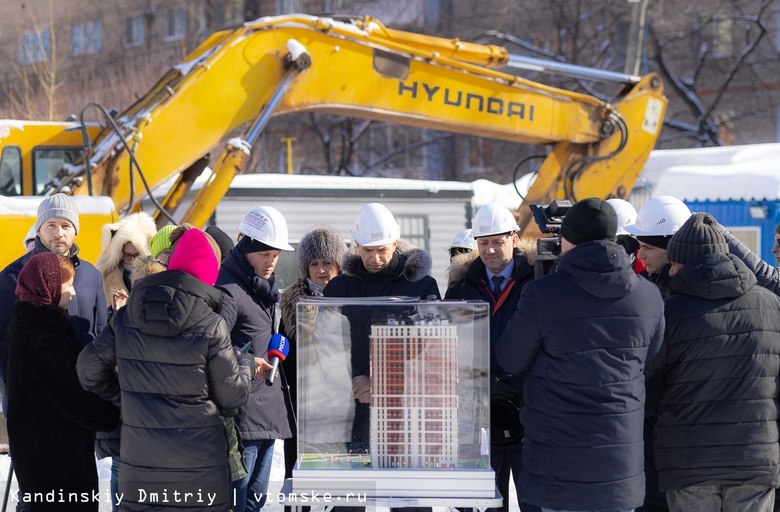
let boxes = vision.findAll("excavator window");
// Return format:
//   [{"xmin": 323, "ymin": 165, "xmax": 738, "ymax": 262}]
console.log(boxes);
[
  {"xmin": 32, "ymin": 147, "xmax": 83, "ymax": 195},
  {"xmin": 0, "ymin": 147, "xmax": 21, "ymax": 196}
]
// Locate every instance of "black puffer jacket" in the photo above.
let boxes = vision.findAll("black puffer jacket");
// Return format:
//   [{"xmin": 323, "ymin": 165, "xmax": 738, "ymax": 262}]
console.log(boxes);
[
  {"xmin": 647, "ymin": 253, "xmax": 780, "ymax": 491},
  {"xmin": 496, "ymin": 241, "xmax": 665, "ymax": 511},
  {"xmin": 324, "ymin": 241, "xmax": 441, "ymax": 376},
  {"xmin": 216, "ymin": 248, "xmax": 294, "ymax": 441},
  {"xmin": 4, "ymin": 301, "xmax": 119, "ymax": 511},
  {"xmin": 77, "ymin": 270, "xmax": 253, "ymax": 511}
]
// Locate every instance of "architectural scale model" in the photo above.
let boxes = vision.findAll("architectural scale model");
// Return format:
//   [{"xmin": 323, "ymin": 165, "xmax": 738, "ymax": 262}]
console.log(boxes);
[{"xmin": 370, "ymin": 315, "xmax": 459, "ymax": 469}]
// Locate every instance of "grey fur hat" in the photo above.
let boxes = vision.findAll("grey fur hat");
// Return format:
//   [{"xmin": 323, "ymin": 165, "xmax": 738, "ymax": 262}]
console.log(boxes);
[{"xmin": 296, "ymin": 226, "xmax": 348, "ymax": 279}]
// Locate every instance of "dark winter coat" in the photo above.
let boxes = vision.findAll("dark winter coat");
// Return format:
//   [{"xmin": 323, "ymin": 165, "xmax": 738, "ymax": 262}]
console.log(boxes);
[
  {"xmin": 95, "ymin": 256, "xmax": 168, "ymax": 460},
  {"xmin": 323, "ymin": 241, "xmax": 440, "ymax": 450},
  {"xmin": 324, "ymin": 241, "xmax": 442, "ymax": 376},
  {"xmin": 496, "ymin": 241, "xmax": 665, "ymax": 511},
  {"xmin": 77, "ymin": 270, "xmax": 253, "ymax": 511},
  {"xmin": 0, "ymin": 238, "xmax": 107, "ymax": 354},
  {"xmin": 4, "ymin": 301, "xmax": 119, "ymax": 511},
  {"xmin": 445, "ymin": 245, "xmax": 535, "ymax": 391},
  {"xmin": 216, "ymin": 248, "xmax": 294, "ymax": 441},
  {"xmin": 646, "ymin": 253, "xmax": 780, "ymax": 491},
  {"xmin": 717, "ymin": 224, "xmax": 780, "ymax": 295}
]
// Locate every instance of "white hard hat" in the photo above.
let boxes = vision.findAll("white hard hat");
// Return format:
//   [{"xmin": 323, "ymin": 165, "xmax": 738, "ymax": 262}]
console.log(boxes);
[
  {"xmin": 624, "ymin": 196, "xmax": 692, "ymax": 237},
  {"xmin": 237, "ymin": 206, "xmax": 294, "ymax": 251},
  {"xmin": 606, "ymin": 199, "xmax": 638, "ymax": 236},
  {"xmin": 450, "ymin": 229, "xmax": 476, "ymax": 250},
  {"xmin": 471, "ymin": 203, "xmax": 519, "ymax": 238},
  {"xmin": 351, "ymin": 203, "xmax": 400, "ymax": 247}
]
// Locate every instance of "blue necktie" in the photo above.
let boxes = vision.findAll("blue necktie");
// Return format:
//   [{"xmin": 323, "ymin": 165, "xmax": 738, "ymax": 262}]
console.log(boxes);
[{"xmin": 491, "ymin": 275, "xmax": 504, "ymax": 295}]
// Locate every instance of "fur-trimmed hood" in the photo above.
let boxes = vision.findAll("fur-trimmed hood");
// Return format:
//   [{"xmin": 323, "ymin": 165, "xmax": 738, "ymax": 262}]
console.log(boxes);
[
  {"xmin": 279, "ymin": 278, "xmax": 312, "ymax": 342},
  {"xmin": 129, "ymin": 256, "xmax": 167, "ymax": 286},
  {"xmin": 446, "ymin": 236, "xmax": 537, "ymax": 287},
  {"xmin": 341, "ymin": 239, "xmax": 432, "ymax": 283},
  {"xmin": 94, "ymin": 212, "xmax": 157, "ymax": 306}
]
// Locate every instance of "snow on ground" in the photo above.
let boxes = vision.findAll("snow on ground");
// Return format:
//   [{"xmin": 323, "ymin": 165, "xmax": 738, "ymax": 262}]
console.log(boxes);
[{"xmin": 0, "ymin": 442, "xmax": 520, "ymax": 511}]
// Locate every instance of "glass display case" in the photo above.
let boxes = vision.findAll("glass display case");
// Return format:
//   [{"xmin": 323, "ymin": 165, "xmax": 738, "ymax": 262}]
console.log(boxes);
[{"xmin": 292, "ymin": 297, "xmax": 494, "ymax": 500}]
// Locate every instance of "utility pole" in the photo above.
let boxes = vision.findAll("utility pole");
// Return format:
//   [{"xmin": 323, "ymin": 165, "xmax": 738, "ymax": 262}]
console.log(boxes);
[
  {"xmin": 624, "ymin": 0, "xmax": 650, "ymax": 76},
  {"xmin": 280, "ymin": 137, "xmax": 297, "ymax": 174}
]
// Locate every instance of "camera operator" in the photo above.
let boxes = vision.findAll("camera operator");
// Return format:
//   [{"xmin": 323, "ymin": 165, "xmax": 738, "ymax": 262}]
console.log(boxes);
[
  {"xmin": 496, "ymin": 197, "xmax": 665, "ymax": 512},
  {"xmin": 444, "ymin": 202, "xmax": 539, "ymax": 512}
]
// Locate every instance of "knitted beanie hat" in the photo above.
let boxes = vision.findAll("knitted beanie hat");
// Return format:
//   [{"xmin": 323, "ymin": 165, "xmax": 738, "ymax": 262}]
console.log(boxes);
[
  {"xmin": 15, "ymin": 252, "xmax": 64, "ymax": 307},
  {"xmin": 205, "ymin": 225, "xmax": 235, "ymax": 262},
  {"xmin": 560, "ymin": 197, "xmax": 617, "ymax": 245},
  {"xmin": 35, "ymin": 193, "xmax": 79, "ymax": 234},
  {"xmin": 295, "ymin": 226, "xmax": 348, "ymax": 279},
  {"xmin": 167, "ymin": 229, "xmax": 219, "ymax": 286},
  {"xmin": 666, "ymin": 212, "xmax": 728, "ymax": 264},
  {"xmin": 237, "ymin": 236, "xmax": 274, "ymax": 254},
  {"xmin": 149, "ymin": 225, "xmax": 177, "ymax": 258}
]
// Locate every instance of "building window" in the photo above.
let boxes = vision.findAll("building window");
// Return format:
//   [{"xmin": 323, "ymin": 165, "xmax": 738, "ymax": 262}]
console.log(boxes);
[
  {"xmin": 276, "ymin": 0, "xmax": 302, "ymax": 15},
  {"xmin": 18, "ymin": 29, "xmax": 51, "ymax": 64},
  {"xmin": 712, "ymin": 13, "xmax": 733, "ymax": 57},
  {"xmin": 71, "ymin": 20, "xmax": 102, "ymax": 56},
  {"xmin": 216, "ymin": 0, "xmax": 243, "ymax": 27},
  {"xmin": 164, "ymin": 7, "xmax": 187, "ymax": 41},
  {"xmin": 396, "ymin": 215, "xmax": 429, "ymax": 251},
  {"xmin": 123, "ymin": 15, "xmax": 145, "ymax": 48}
]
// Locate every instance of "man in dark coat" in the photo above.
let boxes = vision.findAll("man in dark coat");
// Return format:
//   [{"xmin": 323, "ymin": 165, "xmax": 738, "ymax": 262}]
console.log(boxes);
[
  {"xmin": 216, "ymin": 206, "xmax": 296, "ymax": 512},
  {"xmin": 324, "ymin": 203, "xmax": 440, "ymax": 512},
  {"xmin": 0, "ymin": 194, "xmax": 107, "ymax": 371},
  {"xmin": 646, "ymin": 213, "xmax": 780, "ymax": 512},
  {"xmin": 496, "ymin": 197, "xmax": 665, "ymax": 512},
  {"xmin": 77, "ymin": 229, "xmax": 254, "ymax": 511},
  {"xmin": 445, "ymin": 202, "xmax": 538, "ymax": 512}
]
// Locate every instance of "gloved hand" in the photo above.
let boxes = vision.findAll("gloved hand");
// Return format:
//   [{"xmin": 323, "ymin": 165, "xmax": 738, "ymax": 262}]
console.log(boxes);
[
  {"xmin": 491, "ymin": 373, "xmax": 521, "ymax": 402},
  {"xmin": 352, "ymin": 375, "xmax": 371, "ymax": 404}
]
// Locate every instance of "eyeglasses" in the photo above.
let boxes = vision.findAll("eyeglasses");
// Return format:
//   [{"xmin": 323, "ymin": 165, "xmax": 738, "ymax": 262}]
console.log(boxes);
[
  {"xmin": 121, "ymin": 251, "xmax": 139, "ymax": 261},
  {"xmin": 773, "ymin": 239, "xmax": 780, "ymax": 250}
]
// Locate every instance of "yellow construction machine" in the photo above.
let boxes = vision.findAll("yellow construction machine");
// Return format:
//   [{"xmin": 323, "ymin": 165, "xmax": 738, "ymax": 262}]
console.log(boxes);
[{"xmin": 0, "ymin": 13, "xmax": 666, "ymax": 267}]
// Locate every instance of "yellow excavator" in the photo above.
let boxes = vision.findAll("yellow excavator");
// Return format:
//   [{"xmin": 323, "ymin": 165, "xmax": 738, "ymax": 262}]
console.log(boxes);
[{"xmin": 0, "ymin": 13, "xmax": 666, "ymax": 267}]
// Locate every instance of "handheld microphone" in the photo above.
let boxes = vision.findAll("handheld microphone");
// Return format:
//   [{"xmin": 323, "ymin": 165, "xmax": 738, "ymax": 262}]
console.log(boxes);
[{"xmin": 265, "ymin": 334, "xmax": 289, "ymax": 386}]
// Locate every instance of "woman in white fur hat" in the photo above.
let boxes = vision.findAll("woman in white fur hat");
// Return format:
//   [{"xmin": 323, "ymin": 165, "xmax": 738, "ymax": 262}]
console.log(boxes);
[{"xmin": 95, "ymin": 212, "xmax": 156, "ymax": 312}]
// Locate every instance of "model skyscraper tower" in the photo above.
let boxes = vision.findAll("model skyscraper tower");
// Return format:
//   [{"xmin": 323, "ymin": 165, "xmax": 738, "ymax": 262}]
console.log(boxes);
[{"xmin": 370, "ymin": 316, "xmax": 459, "ymax": 469}]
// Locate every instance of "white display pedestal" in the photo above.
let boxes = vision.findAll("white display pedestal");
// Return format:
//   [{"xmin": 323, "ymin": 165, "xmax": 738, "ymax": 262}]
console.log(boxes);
[{"xmin": 281, "ymin": 479, "xmax": 503, "ymax": 511}]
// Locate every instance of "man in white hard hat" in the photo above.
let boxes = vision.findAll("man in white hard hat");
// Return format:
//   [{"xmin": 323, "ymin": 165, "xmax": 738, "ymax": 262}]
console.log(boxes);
[
  {"xmin": 448, "ymin": 228, "xmax": 477, "ymax": 261},
  {"xmin": 625, "ymin": 195, "xmax": 693, "ymax": 297},
  {"xmin": 497, "ymin": 198, "xmax": 665, "ymax": 512},
  {"xmin": 324, "ymin": 202, "xmax": 440, "ymax": 512},
  {"xmin": 445, "ymin": 202, "xmax": 539, "ymax": 512},
  {"xmin": 215, "ymin": 206, "xmax": 295, "ymax": 512}
]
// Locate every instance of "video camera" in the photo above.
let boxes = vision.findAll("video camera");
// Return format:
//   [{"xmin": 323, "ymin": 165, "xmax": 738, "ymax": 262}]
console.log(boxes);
[{"xmin": 529, "ymin": 200, "xmax": 572, "ymax": 277}]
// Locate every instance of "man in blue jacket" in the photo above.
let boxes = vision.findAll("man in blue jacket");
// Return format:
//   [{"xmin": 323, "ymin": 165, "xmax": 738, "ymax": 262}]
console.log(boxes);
[
  {"xmin": 496, "ymin": 197, "xmax": 665, "ymax": 512},
  {"xmin": 0, "ymin": 194, "xmax": 107, "ymax": 398}
]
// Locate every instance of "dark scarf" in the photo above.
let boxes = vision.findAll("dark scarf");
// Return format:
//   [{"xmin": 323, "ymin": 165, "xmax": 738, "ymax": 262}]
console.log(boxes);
[{"xmin": 223, "ymin": 248, "xmax": 280, "ymax": 306}]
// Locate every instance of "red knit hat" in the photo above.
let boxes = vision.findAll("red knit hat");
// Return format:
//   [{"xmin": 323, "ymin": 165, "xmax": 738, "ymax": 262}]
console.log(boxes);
[
  {"xmin": 16, "ymin": 252, "xmax": 63, "ymax": 307},
  {"xmin": 167, "ymin": 228, "xmax": 219, "ymax": 286}
]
